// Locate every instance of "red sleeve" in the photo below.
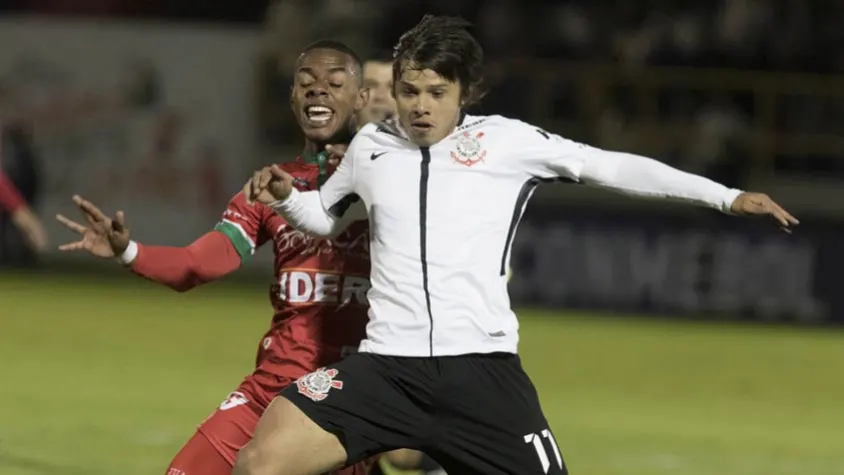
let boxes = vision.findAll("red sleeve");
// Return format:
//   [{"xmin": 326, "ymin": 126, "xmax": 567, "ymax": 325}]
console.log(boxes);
[
  {"xmin": 213, "ymin": 191, "xmax": 275, "ymax": 258},
  {"xmin": 0, "ymin": 171, "xmax": 25, "ymax": 213},
  {"xmin": 130, "ymin": 231, "xmax": 241, "ymax": 292}
]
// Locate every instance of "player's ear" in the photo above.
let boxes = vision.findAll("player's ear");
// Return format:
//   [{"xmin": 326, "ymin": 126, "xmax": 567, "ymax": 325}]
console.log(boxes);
[{"xmin": 356, "ymin": 87, "xmax": 370, "ymax": 112}]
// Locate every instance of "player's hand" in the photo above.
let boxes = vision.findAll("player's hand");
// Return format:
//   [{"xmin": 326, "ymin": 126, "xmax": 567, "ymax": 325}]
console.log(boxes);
[
  {"xmin": 55, "ymin": 195, "xmax": 131, "ymax": 258},
  {"xmin": 11, "ymin": 207, "xmax": 48, "ymax": 252},
  {"xmin": 244, "ymin": 165, "xmax": 294, "ymax": 205},
  {"xmin": 326, "ymin": 144, "xmax": 347, "ymax": 167},
  {"xmin": 730, "ymin": 192, "xmax": 799, "ymax": 233}
]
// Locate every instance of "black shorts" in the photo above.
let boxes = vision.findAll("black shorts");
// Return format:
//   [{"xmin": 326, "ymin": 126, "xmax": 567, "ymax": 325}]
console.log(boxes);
[{"xmin": 280, "ymin": 352, "xmax": 568, "ymax": 475}]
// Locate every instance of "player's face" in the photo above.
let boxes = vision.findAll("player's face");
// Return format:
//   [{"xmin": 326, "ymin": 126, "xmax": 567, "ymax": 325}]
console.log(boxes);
[
  {"xmin": 357, "ymin": 61, "xmax": 396, "ymax": 126},
  {"xmin": 290, "ymin": 48, "xmax": 366, "ymax": 143},
  {"xmin": 394, "ymin": 66, "xmax": 462, "ymax": 147}
]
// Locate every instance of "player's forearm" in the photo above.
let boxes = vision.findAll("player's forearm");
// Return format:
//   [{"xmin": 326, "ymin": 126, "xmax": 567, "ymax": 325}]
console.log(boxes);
[
  {"xmin": 579, "ymin": 149, "xmax": 742, "ymax": 212},
  {"xmin": 124, "ymin": 231, "xmax": 241, "ymax": 292},
  {"xmin": 0, "ymin": 172, "xmax": 26, "ymax": 213},
  {"xmin": 270, "ymin": 188, "xmax": 340, "ymax": 238}
]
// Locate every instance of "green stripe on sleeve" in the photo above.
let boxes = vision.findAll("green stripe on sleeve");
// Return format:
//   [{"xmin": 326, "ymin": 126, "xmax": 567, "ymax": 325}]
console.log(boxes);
[{"xmin": 214, "ymin": 220, "xmax": 254, "ymax": 260}]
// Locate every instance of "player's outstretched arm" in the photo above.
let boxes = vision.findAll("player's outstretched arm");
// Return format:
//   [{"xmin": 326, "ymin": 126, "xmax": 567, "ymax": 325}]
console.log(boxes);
[
  {"xmin": 246, "ymin": 144, "xmax": 362, "ymax": 238},
  {"xmin": 517, "ymin": 121, "xmax": 798, "ymax": 233},
  {"xmin": 1, "ymin": 171, "xmax": 48, "ymax": 251},
  {"xmin": 576, "ymin": 149, "xmax": 799, "ymax": 232},
  {"xmin": 56, "ymin": 195, "xmax": 240, "ymax": 291}
]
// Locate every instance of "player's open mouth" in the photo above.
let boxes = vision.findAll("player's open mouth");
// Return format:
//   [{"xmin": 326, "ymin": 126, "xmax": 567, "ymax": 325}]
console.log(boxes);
[
  {"xmin": 304, "ymin": 105, "xmax": 334, "ymax": 126},
  {"xmin": 410, "ymin": 121, "xmax": 433, "ymax": 131}
]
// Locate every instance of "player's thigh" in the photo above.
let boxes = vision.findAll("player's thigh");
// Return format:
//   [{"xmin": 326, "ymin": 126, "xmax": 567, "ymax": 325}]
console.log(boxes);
[
  {"xmin": 167, "ymin": 431, "xmax": 232, "ymax": 475},
  {"xmin": 431, "ymin": 354, "xmax": 568, "ymax": 475},
  {"xmin": 233, "ymin": 395, "xmax": 345, "ymax": 475},
  {"xmin": 279, "ymin": 353, "xmax": 433, "ymax": 466}
]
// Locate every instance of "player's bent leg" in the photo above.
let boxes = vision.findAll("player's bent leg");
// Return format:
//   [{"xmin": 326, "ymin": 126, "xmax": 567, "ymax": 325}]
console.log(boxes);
[
  {"xmin": 233, "ymin": 396, "xmax": 347, "ymax": 475},
  {"xmin": 166, "ymin": 431, "xmax": 232, "ymax": 475},
  {"xmin": 238, "ymin": 353, "xmax": 433, "ymax": 475}
]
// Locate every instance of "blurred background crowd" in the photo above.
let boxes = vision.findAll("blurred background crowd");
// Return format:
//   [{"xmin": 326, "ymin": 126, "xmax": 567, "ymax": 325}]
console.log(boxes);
[{"xmin": 1, "ymin": 0, "xmax": 842, "ymax": 281}]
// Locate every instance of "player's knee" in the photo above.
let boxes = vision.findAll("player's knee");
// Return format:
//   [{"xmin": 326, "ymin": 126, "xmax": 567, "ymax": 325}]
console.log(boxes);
[
  {"xmin": 383, "ymin": 449, "xmax": 423, "ymax": 470},
  {"xmin": 232, "ymin": 443, "xmax": 280, "ymax": 475}
]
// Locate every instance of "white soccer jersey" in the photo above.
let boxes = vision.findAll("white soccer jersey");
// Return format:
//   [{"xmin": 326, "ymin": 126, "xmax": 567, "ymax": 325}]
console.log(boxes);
[{"xmin": 275, "ymin": 114, "xmax": 742, "ymax": 357}]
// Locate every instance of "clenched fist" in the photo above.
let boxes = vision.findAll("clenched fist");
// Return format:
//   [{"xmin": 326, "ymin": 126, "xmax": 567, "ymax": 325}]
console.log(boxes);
[
  {"xmin": 244, "ymin": 165, "xmax": 294, "ymax": 205},
  {"xmin": 730, "ymin": 192, "xmax": 799, "ymax": 233}
]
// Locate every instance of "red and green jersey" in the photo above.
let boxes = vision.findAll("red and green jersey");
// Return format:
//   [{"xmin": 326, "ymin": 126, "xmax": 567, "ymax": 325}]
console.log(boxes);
[{"xmin": 214, "ymin": 156, "xmax": 370, "ymax": 390}]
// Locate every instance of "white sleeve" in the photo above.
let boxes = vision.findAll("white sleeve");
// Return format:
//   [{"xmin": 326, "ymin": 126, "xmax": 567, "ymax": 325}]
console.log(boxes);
[
  {"xmin": 578, "ymin": 149, "xmax": 742, "ymax": 213},
  {"xmin": 270, "ymin": 140, "xmax": 362, "ymax": 237},
  {"xmin": 514, "ymin": 120, "xmax": 742, "ymax": 213},
  {"xmin": 514, "ymin": 123, "xmax": 591, "ymax": 181}
]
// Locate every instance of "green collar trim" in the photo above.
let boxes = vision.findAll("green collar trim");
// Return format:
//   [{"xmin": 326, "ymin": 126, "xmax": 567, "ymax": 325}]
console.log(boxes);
[{"xmin": 302, "ymin": 151, "xmax": 329, "ymax": 188}]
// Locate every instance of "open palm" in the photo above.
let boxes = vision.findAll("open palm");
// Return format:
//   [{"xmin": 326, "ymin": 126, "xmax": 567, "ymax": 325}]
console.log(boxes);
[{"xmin": 56, "ymin": 195, "xmax": 130, "ymax": 258}]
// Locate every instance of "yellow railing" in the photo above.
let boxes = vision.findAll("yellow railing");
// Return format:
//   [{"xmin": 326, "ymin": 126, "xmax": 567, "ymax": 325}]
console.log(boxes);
[{"xmin": 491, "ymin": 59, "xmax": 844, "ymax": 172}]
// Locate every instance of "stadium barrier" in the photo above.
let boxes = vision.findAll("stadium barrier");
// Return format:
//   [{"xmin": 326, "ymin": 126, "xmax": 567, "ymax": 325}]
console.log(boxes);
[{"xmin": 509, "ymin": 203, "xmax": 838, "ymax": 325}]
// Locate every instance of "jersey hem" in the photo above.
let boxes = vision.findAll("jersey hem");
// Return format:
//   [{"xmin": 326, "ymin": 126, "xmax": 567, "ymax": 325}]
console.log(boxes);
[{"xmin": 358, "ymin": 340, "xmax": 518, "ymax": 357}]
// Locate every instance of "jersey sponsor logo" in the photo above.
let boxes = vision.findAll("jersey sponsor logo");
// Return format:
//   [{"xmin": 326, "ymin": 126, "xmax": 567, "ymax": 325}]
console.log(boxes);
[
  {"xmin": 219, "ymin": 391, "xmax": 249, "ymax": 410},
  {"xmin": 278, "ymin": 270, "xmax": 369, "ymax": 306},
  {"xmin": 451, "ymin": 131, "xmax": 487, "ymax": 167},
  {"xmin": 273, "ymin": 223, "xmax": 369, "ymax": 259},
  {"xmin": 296, "ymin": 367, "xmax": 343, "ymax": 401},
  {"xmin": 370, "ymin": 151, "xmax": 387, "ymax": 161}
]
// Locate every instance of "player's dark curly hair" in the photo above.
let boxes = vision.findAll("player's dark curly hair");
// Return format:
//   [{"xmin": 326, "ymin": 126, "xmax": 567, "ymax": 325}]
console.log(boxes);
[
  {"xmin": 392, "ymin": 15, "xmax": 486, "ymax": 106},
  {"xmin": 300, "ymin": 39, "xmax": 364, "ymax": 84}
]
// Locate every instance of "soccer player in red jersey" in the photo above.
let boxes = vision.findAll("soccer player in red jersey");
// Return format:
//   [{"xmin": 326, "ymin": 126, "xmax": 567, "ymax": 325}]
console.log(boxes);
[{"xmin": 56, "ymin": 40, "xmax": 376, "ymax": 475}]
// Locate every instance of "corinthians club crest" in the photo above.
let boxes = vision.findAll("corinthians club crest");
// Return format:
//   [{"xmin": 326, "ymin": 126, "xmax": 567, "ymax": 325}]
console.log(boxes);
[
  {"xmin": 451, "ymin": 131, "xmax": 487, "ymax": 167},
  {"xmin": 296, "ymin": 367, "xmax": 344, "ymax": 401}
]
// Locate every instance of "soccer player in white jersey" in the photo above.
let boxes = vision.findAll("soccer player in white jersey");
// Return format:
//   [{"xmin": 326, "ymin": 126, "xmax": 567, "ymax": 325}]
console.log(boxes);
[{"xmin": 233, "ymin": 15, "xmax": 798, "ymax": 475}]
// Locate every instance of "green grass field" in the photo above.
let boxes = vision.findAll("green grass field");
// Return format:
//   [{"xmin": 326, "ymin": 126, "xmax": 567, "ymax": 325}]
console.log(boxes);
[{"xmin": 2, "ymin": 271, "xmax": 843, "ymax": 475}]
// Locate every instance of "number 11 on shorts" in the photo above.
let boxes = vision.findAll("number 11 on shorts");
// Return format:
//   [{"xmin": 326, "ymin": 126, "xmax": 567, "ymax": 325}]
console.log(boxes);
[{"xmin": 524, "ymin": 429, "xmax": 563, "ymax": 474}]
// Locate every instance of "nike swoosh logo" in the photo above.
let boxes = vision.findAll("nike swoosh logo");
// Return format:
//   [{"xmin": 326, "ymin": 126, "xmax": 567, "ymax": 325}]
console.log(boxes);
[{"xmin": 370, "ymin": 151, "xmax": 387, "ymax": 160}]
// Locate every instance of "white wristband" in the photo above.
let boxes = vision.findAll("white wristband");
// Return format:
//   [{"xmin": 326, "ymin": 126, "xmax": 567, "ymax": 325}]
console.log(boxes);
[
  {"xmin": 118, "ymin": 240, "xmax": 139, "ymax": 265},
  {"xmin": 721, "ymin": 188, "xmax": 744, "ymax": 214},
  {"xmin": 268, "ymin": 188, "xmax": 299, "ymax": 211}
]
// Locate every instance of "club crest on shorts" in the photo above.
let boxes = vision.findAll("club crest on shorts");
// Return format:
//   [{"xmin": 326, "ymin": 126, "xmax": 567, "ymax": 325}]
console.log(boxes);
[
  {"xmin": 297, "ymin": 367, "xmax": 343, "ymax": 401},
  {"xmin": 451, "ymin": 131, "xmax": 487, "ymax": 167}
]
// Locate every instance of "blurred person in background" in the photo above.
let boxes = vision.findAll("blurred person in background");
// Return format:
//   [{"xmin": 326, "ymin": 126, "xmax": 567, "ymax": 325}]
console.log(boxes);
[
  {"xmin": 0, "ymin": 118, "xmax": 47, "ymax": 266},
  {"xmin": 55, "ymin": 40, "xmax": 377, "ymax": 475},
  {"xmin": 356, "ymin": 52, "xmax": 396, "ymax": 126}
]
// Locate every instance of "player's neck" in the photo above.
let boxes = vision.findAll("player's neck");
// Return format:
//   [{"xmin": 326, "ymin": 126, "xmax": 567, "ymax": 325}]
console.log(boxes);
[{"xmin": 301, "ymin": 141, "xmax": 325, "ymax": 163}]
